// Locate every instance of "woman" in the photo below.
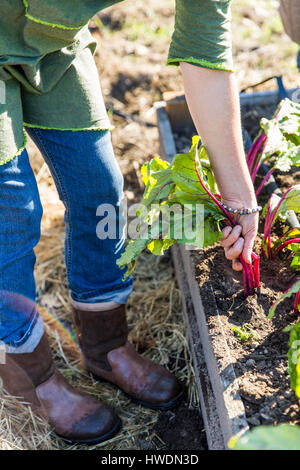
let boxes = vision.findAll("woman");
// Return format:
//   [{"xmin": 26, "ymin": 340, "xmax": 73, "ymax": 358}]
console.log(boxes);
[{"xmin": 0, "ymin": 0, "xmax": 258, "ymax": 444}]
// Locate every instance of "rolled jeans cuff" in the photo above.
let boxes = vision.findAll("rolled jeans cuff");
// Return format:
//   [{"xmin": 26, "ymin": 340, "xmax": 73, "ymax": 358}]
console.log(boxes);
[
  {"xmin": 70, "ymin": 278, "xmax": 133, "ymax": 305},
  {"xmin": 4, "ymin": 315, "xmax": 44, "ymax": 353}
]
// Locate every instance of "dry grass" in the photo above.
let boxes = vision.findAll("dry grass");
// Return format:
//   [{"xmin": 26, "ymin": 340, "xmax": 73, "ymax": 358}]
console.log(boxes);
[
  {"xmin": 0, "ymin": 134, "xmax": 198, "ymax": 449},
  {"xmin": 0, "ymin": 220, "xmax": 198, "ymax": 449}
]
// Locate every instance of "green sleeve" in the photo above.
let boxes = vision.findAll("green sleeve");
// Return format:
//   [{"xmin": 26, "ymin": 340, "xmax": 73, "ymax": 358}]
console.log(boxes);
[{"xmin": 167, "ymin": 0, "xmax": 233, "ymax": 72}]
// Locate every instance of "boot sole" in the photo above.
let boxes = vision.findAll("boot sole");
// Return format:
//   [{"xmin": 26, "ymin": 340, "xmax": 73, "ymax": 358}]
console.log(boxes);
[
  {"xmin": 89, "ymin": 371, "xmax": 186, "ymax": 411},
  {"xmin": 56, "ymin": 416, "xmax": 122, "ymax": 446}
]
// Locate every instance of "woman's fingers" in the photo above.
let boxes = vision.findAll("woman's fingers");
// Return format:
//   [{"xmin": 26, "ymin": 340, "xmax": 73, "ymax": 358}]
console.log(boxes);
[
  {"xmin": 220, "ymin": 213, "xmax": 258, "ymax": 272},
  {"xmin": 220, "ymin": 225, "xmax": 232, "ymax": 241},
  {"xmin": 220, "ymin": 225, "xmax": 242, "ymax": 248},
  {"xmin": 232, "ymin": 259, "xmax": 243, "ymax": 271},
  {"xmin": 221, "ymin": 226, "xmax": 244, "ymax": 271},
  {"xmin": 224, "ymin": 237, "xmax": 244, "ymax": 261},
  {"xmin": 242, "ymin": 227, "xmax": 257, "ymax": 264}
]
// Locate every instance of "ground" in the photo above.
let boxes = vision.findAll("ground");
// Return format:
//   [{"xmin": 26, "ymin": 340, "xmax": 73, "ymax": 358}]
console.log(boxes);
[{"xmin": 0, "ymin": 0, "xmax": 299, "ymax": 450}]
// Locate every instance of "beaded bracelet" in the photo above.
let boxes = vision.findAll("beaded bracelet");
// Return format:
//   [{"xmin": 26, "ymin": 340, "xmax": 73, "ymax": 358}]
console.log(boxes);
[{"xmin": 219, "ymin": 201, "xmax": 262, "ymax": 215}]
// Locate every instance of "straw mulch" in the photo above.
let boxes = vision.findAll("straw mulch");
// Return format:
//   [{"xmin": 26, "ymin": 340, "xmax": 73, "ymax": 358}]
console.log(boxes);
[{"xmin": 0, "ymin": 126, "xmax": 199, "ymax": 450}]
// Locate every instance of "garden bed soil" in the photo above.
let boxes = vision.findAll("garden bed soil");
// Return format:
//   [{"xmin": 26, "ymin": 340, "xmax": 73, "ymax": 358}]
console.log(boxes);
[
  {"xmin": 150, "ymin": 404, "xmax": 207, "ymax": 450},
  {"xmin": 241, "ymin": 101, "xmax": 277, "ymax": 140},
  {"xmin": 174, "ymin": 99, "xmax": 300, "ymax": 430},
  {"xmin": 192, "ymin": 241, "xmax": 299, "ymax": 429}
]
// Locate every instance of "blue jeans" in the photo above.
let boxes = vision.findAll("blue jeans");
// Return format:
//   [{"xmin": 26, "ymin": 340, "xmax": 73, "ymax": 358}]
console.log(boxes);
[{"xmin": 0, "ymin": 128, "xmax": 133, "ymax": 348}]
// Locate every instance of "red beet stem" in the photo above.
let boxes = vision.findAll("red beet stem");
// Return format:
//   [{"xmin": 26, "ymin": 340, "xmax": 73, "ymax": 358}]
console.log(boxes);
[{"xmin": 273, "ymin": 238, "xmax": 300, "ymax": 258}]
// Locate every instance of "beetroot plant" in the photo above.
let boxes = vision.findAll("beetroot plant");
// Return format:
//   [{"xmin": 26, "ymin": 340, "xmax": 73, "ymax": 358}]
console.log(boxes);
[
  {"xmin": 228, "ymin": 424, "xmax": 300, "ymax": 450},
  {"xmin": 246, "ymin": 98, "xmax": 300, "ymax": 196},
  {"xmin": 284, "ymin": 316, "xmax": 300, "ymax": 399},
  {"xmin": 269, "ymin": 279, "xmax": 300, "ymax": 318},
  {"xmin": 117, "ymin": 137, "xmax": 259, "ymax": 297},
  {"xmin": 261, "ymin": 185, "xmax": 300, "ymax": 266}
]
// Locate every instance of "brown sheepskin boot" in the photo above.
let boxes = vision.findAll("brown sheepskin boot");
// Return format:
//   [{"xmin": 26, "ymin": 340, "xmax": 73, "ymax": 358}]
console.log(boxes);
[
  {"xmin": 72, "ymin": 304, "xmax": 184, "ymax": 410},
  {"xmin": 0, "ymin": 332, "xmax": 121, "ymax": 444}
]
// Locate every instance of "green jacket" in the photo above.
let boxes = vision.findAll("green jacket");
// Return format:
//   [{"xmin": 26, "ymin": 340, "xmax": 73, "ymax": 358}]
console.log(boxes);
[{"xmin": 0, "ymin": 0, "xmax": 233, "ymax": 165}]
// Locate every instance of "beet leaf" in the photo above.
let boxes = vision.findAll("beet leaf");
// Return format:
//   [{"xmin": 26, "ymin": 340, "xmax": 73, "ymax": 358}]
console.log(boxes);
[
  {"xmin": 228, "ymin": 424, "xmax": 300, "ymax": 450},
  {"xmin": 283, "ymin": 318, "xmax": 300, "ymax": 398},
  {"xmin": 268, "ymin": 279, "xmax": 300, "ymax": 318},
  {"xmin": 262, "ymin": 185, "xmax": 300, "ymax": 263}
]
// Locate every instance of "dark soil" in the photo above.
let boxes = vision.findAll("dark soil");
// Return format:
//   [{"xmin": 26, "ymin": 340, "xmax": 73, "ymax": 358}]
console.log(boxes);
[
  {"xmin": 192, "ymin": 243, "xmax": 300, "ymax": 428},
  {"xmin": 241, "ymin": 102, "xmax": 278, "ymax": 140},
  {"xmin": 144, "ymin": 346, "xmax": 207, "ymax": 450},
  {"xmin": 151, "ymin": 404, "xmax": 207, "ymax": 450}
]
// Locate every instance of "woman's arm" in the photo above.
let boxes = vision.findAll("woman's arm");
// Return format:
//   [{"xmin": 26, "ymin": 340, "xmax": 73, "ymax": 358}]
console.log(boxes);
[{"xmin": 181, "ymin": 62, "xmax": 258, "ymax": 271}]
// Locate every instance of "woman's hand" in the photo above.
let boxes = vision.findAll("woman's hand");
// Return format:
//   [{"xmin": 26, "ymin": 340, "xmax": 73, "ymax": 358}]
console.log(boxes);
[
  {"xmin": 181, "ymin": 64, "xmax": 259, "ymax": 271},
  {"xmin": 219, "ymin": 200, "xmax": 259, "ymax": 271}
]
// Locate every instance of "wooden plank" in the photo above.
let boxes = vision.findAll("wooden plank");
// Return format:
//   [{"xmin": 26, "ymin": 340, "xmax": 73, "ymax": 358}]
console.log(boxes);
[
  {"xmin": 162, "ymin": 92, "xmax": 193, "ymax": 133},
  {"xmin": 179, "ymin": 246, "xmax": 249, "ymax": 447},
  {"xmin": 156, "ymin": 104, "xmax": 177, "ymax": 161},
  {"xmin": 171, "ymin": 244, "xmax": 225, "ymax": 450},
  {"xmin": 239, "ymin": 88, "xmax": 299, "ymax": 106},
  {"xmin": 162, "ymin": 87, "xmax": 300, "ymax": 113}
]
